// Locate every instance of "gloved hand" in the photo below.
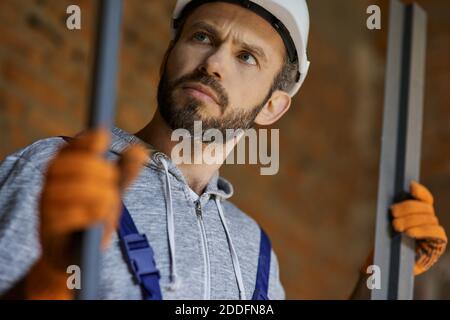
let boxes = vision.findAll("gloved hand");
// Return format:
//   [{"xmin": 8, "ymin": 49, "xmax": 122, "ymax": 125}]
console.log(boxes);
[
  {"xmin": 362, "ymin": 181, "xmax": 447, "ymax": 276},
  {"xmin": 390, "ymin": 181, "xmax": 447, "ymax": 275},
  {"xmin": 25, "ymin": 129, "xmax": 149, "ymax": 299}
]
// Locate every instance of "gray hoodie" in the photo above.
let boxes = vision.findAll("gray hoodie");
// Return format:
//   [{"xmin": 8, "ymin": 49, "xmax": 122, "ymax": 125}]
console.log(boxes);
[{"xmin": 0, "ymin": 127, "xmax": 285, "ymax": 299}]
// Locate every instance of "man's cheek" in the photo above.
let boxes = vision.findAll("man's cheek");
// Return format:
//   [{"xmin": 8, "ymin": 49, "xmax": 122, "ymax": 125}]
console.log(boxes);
[
  {"xmin": 165, "ymin": 56, "xmax": 186, "ymax": 81},
  {"xmin": 233, "ymin": 88, "xmax": 254, "ymax": 109},
  {"xmin": 168, "ymin": 49, "xmax": 198, "ymax": 77},
  {"xmin": 171, "ymin": 87, "xmax": 186, "ymax": 104}
]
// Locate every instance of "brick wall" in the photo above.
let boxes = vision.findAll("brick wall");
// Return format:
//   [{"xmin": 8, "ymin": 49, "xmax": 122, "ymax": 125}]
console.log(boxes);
[{"xmin": 0, "ymin": 0, "xmax": 449, "ymax": 299}]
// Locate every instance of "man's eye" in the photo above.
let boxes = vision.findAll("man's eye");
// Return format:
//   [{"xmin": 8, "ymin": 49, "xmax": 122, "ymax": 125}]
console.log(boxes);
[
  {"xmin": 193, "ymin": 32, "xmax": 211, "ymax": 44},
  {"xmin": 238, "ymin": 52, "xmax": 257, "ymax": 66}
]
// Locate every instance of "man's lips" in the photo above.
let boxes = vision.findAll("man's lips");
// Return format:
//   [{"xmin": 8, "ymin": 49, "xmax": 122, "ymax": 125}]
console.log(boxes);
[{"xmin": 182, "ymin": 83, "xmax": 219, "ymax": 105}]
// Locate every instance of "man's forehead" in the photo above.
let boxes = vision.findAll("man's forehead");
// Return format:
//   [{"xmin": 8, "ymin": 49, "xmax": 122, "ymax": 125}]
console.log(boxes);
[{"xmin": 183, "ymin": 2, "xmax": 286, "ymax": 57}]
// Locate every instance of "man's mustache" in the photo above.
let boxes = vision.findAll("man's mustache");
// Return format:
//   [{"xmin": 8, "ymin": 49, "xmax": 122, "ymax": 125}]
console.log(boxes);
[{"xmin": 172, "ymin": 71, "xmax": 229, "ymax": 113}]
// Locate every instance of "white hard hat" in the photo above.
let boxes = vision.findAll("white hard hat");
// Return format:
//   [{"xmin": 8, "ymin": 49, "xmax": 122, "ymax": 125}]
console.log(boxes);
[{"xmin": 171, "ymin": 0, "xmax": 310, "ymax": 97}]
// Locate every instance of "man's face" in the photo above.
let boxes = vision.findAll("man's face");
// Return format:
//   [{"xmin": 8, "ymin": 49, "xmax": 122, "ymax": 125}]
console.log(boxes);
[{"xmin": 157, "ymin": 2, "xmax": 286, "ymax": 138}]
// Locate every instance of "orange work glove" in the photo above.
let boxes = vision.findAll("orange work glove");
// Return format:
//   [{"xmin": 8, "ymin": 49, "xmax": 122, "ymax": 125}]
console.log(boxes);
[
  {"xmin": 362, "ymin": 181, "xmax": 447, "ymax": 276},
  {"xmin": 391, "ymin": 181, "xmax": 447, "ymax": 275},
  {"xmin": 24, "ymin": 129, "xmax": 149, "ymax": 299}
]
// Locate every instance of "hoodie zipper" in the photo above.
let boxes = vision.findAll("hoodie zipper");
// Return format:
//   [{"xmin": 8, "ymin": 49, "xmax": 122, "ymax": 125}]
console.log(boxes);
[{"xmin": 195, "ymin": 199, "xmax": 211, "ymax": 300}]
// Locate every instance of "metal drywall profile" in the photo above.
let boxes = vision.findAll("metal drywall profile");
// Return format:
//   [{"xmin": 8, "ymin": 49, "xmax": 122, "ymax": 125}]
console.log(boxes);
[
  {"xmin": 371, "ymin": 0, "xmax": 427, "ymax": 300},
  {"xmin": 75, "ymin": 0, "xmax": 122, "ymax": 300}
]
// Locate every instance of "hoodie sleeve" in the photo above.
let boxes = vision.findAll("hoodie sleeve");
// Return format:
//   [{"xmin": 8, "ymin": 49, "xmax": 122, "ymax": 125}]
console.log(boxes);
[
  {"xmin": 0, "ymin": 138, "xmax": 64, "ymax": 296},
  {"xmin": 268, "ymin": 249, "xmax": 286, "ymax": 300},
  {"xmin": 0, "ymin": 155, "xmax": 44, "ymax": 295}
]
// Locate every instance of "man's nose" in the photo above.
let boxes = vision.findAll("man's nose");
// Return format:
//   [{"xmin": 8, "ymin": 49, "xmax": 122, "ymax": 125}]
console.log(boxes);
[{"xmin": 197, "ymin": 45, "xmax": 229, "ymax": 80}]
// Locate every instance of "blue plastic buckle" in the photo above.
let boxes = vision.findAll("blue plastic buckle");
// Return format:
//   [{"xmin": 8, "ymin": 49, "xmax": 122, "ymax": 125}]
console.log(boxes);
[{"xmin": 121, "ymin": 233, "xmax": 160, "ymax": 284}]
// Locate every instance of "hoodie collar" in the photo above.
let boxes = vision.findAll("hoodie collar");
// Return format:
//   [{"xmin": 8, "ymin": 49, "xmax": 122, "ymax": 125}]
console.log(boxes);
[{"xmin": 110, "ymin": 127, "xmax": 234, "ymax": 200}]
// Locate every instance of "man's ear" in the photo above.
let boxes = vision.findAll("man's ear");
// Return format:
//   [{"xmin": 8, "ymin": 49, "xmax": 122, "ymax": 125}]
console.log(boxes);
[
  {"xmin": 254, "ymin": 90, "xmax": 291, "ymax": 126},
  {"xmin": 160, "ymin": 40, "xmax": 175, "ymax": 77}
]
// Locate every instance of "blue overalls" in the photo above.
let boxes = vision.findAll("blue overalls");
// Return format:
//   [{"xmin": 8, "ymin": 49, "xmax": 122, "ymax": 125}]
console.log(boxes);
[{"xmin": 119, "ymin": 204, "xmax": 272, "ymax": 300}]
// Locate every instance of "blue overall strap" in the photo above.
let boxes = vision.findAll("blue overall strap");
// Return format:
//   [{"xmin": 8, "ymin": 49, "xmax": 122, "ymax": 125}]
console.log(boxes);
[
  {"xmin": 252, "ymin": 227, "xmax": 272, "ymax": 300},
  {"xmin": 118, "ymin": 204, "xmax": 162, "ymax": 300}
]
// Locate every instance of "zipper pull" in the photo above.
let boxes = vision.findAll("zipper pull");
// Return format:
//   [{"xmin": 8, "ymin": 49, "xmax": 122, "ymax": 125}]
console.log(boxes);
[{"xmin": 195, "ymin": 200, "xmax": 202, "ymax": 217}]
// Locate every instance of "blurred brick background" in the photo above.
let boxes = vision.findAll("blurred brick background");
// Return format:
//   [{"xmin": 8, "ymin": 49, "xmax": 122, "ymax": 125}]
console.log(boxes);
[{"xmin": 0, "ymin": 0, "xmax": 449, "ymax": 299}]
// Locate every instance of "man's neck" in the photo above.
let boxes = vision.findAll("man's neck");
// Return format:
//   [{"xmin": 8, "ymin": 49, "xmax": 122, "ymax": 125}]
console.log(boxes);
[{"xmin": 134, "ymin": 110, "xmax": 236, "ymax": 196}]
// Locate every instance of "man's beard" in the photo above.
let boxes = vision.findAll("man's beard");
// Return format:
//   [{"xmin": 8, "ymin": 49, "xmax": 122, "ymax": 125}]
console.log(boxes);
[{"xmin": 157, "ymin": 68, "xmax": 273, "ymax": 142}]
